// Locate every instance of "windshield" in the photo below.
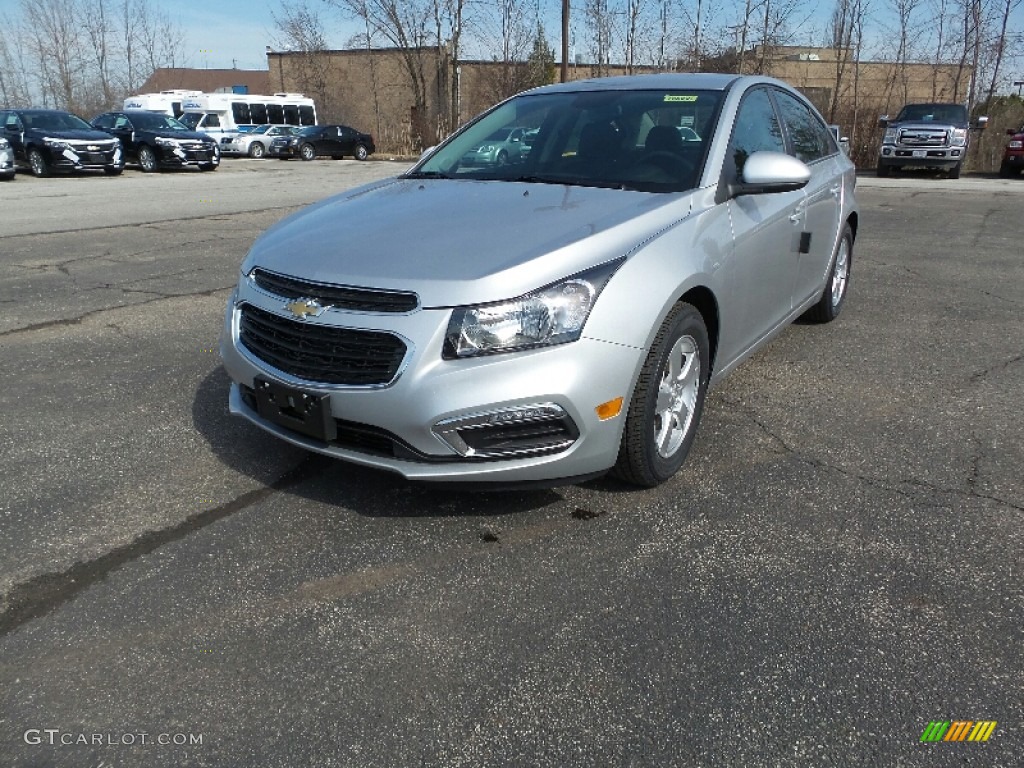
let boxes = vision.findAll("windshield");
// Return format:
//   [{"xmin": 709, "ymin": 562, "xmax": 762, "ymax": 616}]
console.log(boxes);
[
  {"xmin": 178, "ymin": 113, "xmax": 202, "ymax": 130},
  {"xmin": 131, "ymin": 112, "xmax": 189, "ymax": 131},
  {"xmin": 24, "ymin": 112, "xmax": 93, "ymax": 131},
  {"xmin": 896, "ymin": 104, "xmax": 968, "ymax": 123},
  {"xmin": 249, "ymin": 125, "xmax": 271, "ymax": 134},
  {"xmin": 410, "ymin": 89, "xmax": 722, "ymax": 193}
]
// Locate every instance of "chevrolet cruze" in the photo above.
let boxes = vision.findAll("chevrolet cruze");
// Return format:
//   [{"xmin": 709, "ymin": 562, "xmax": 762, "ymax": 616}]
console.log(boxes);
[{"xmin": 221, "ymin": 74, "xmax": 858, "ymax": 487}]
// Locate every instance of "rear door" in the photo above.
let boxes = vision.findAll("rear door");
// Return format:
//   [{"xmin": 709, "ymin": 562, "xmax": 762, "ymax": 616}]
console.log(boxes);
[
  {"xmin": 1, "ymin": 112, "xmax": 27, "ymax": 162},
  {"xmin": 772, "ymin": 89, "xmax": 843, "ymax": 306}
]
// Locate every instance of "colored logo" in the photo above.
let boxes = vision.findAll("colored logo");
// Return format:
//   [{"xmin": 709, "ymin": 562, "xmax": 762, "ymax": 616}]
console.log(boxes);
[{"xmin": 920, "ymin": 720, "xmax": 997, "ymax": 742}]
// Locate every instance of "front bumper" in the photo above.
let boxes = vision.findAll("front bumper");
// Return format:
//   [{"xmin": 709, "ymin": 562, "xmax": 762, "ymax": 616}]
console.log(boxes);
[
  {"xmin": 156, "ymin": 143, "xmax": 219, "ymax": 167},
  {"xmin": 269, "ymin": 144, "xmax": 299, "ymax": 157},
  {"xmin": 1002, "ymin": 152, "xmax": 1024, "ymax": 167},
  {"xmin": 0, "ymin": 148, "xmax": 13, "ymax": 177},
  {"xmin": 879, "ymin": 145, "xmax": 963, "ymax": 168},
  {"xmin": 219, "ymin": 279, "xmax": 643, "ymax": 483},
  {"xmin": 45, "ymin": 143, "xmax": 122, "ymax": 171}
]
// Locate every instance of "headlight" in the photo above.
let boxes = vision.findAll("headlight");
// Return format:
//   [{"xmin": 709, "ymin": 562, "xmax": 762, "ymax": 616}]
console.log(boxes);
[
  {"xmin": 1009, "ymin": 140, "xmax": 1023, "ymax": 149},
  {"xmin": 0, "ymin": 138, "xmax": 8, "ymax": 149},
  {"xmin": 950, "ymin": 128, "xmax": 967, "ymax": 146},
  {"xmin": 443, "ymin": 259, "xmax": 624, "ymax": 359},
  {"xmin": 883, "ymin": 128, "xmax": 896, "ymax": 144},
  {"xmin": 155, "ymin": 137, "xmax": 177, "ymax": 146},
  {"xmin": 44, "ymin": 138, "xmax": 70, "ymax": 150}
]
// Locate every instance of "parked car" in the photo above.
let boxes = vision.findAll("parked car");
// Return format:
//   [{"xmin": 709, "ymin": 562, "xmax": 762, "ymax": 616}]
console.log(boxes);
[
  {"xmin": 0, "ymin": 108, "xmax": 123, "ymax": 177},
  {"xmin": 877, "ymin": 102, "xmax": 987, "ymax": 178},
  {"xmin": 220, "ymin": 73, "xmax": 858, "ymax": 488},
  {"xmin": 220, "ymin": 124, "xmax": 300, "ymax": 158},
  {"xmin": 91, "ymin": 109, "xmax": 219, "ymax": 172},
  {"xmin": 0, "ymin": 137, "xmax": 14, "ymax": 180},
  {"xmin": 460, "ymin": 126, "xmax": 530, "ymax": 166},
  {"xmin": 999, "ymin": 125, "xmax": 1023, "ymax": 177},
  {"xmin": 269, "ymin": 125, "xmax": 375, "ymax": 161}
]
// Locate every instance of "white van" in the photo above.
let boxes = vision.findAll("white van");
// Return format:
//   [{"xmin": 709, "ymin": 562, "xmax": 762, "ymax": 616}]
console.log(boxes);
[
  {"xmin": 122, "ymin": 90, "xmax": 201, "ymax": 118},
  {"xmin": 175, "ymin": 93, "xmax": 317, "ymax": 137}
]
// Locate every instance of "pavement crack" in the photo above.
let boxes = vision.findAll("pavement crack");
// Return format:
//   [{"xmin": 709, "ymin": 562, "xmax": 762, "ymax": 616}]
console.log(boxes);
[
  {"xmin": 0, "ymin": 285, "xmax": 235, "ymax": 339},
  {"xmin": 0, "ymin": 454, "xmax": 329, "ymax": 638},
  {"xmin": 720, "ymin": 396, "xmax": 1024, "ymax": 513},
  {"xmin": 969, "ymin": 352, "xmax": 1024, "ymax": 384}
]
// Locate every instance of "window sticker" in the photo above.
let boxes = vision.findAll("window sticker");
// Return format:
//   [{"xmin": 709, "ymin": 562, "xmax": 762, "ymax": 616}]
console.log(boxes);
[{"xmin": 664, "ymin": 95, "xmax": 699, "ymax": 103}]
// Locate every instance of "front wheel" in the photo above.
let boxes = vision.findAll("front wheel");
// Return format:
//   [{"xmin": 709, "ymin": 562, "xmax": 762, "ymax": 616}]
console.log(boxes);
[
  {"xmin": 804, "ymin": 222, "xmax": 853, "ymax": 323},
  {"xmin": 104, "ymin": 165, "xmax": 123, "ymax": 176},
  {"xmin": 613, "ymin": 302, "xmax": 710, "ymax": 487},
  {"xmin": 138, "ymin": 145, "xmax": 158, "ymax": 173},
  {"xmin": 249, "ymin": 142, "xmax": 265, "ymax": 159},
  {"xmin": 199, "ymin": 162, "xmax": 218, "ymax": 172},
  {"xmin": 876, "ymin": 163, "xmax": 890, "ymax": 178},
  {"xmin": 29, "ymin": 149, "xmax": 49, "ymax": 177},
  {"xmin": 947, "ymin": 162, "xmax": 961, "ymax": 179},
  {"xmin": 299, "ymin": 143, "xmax": 315, "ymax": 161},
  {"xmin": 354, "ymin": 144, "xmax": 369, "ymax": 161}
]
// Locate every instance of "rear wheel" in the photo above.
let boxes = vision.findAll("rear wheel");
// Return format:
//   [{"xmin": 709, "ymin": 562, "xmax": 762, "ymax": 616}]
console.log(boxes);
[
  {"xmin": 29, "ymin": 149, "xmax": 49, "ymax": 177},
  {"xmin": 354, "ymin": 144, "xmax": 369, "ymax": 161},
  {"xmin": 299, "ymin": 143, "xmax": 315, "ymax": 161},
  {"xmin": 613, "ymin": 302, "xmax": 710, "ymax": 487},
  {"xmin": 803, "ymin": 222, "xmax": 853, "ymax": 324},
  {"xmin": 138, "ymin": 145, "xmax": 158, "ymax": 173}
]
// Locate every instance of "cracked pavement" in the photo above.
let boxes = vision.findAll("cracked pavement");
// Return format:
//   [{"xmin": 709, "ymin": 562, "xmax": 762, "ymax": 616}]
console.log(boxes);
[{"xmin": 0, "ymin": 166, "xmax": 1021, "ymax": 766}]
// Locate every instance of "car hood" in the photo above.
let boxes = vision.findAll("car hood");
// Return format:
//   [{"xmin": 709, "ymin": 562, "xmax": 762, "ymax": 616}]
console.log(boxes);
[
  {"xmin": 37, "ymin": 129, "xmax": 118, "ymax": 142},
  {"xmin": 146, "ymin": 130, "xmax": 214, "ymax": 142},
  {"xmin": 244, "ymin": 178, "xmax": 694, "ymax": 307},
  {"xmin": 892, "ymin": 120, "xmax": 966, "ymax": 130}
]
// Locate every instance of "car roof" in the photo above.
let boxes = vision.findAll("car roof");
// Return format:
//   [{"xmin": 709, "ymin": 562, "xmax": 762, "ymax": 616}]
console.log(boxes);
[{"xmin": 528, "ymin": 73, "xmax": 745, "ymax": 95}]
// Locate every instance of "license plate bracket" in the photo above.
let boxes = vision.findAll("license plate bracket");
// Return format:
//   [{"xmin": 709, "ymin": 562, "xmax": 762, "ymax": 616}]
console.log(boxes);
[
  {"xmin": 912, "ymin": 150, "xmax": 926, "ymax": 158},
  {"xmin": 253, "ymin": 377, "xmax": 336, "ymax": 442}
]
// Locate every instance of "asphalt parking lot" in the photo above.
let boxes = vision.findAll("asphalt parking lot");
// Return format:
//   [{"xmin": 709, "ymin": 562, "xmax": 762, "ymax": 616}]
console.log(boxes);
[{"xmin": 1, "ymin": 159, "xmax": 1022, "ymax": 767}]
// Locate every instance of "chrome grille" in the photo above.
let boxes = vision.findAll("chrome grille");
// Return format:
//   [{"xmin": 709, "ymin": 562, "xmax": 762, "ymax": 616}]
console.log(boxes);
[
  {"xmin": 239, "ymin": 304, "xmax": 407, "ymax": 386},
  {"xmin": 252, "ymin": 269, "xmax": 419, "ymax": 313},
  {"xmin": 898, "ymin": 128, "xmax": 947, "ymax": 147}
]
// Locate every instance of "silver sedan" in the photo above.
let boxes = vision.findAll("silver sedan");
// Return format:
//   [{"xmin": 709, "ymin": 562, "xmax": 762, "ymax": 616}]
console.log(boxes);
[
  {"xmin": 221, "ymin": 73, "xmax": 858, "ymax": 487},
  {"xmin": 220, "ymin": 125, "xmax": 298, "ymax": 158}
]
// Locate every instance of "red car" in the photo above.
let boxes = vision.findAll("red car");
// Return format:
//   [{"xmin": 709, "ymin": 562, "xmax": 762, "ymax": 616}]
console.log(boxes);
[{"xmin": 999, "ymin": 125, "xmax": 1023, "ymax": 177}]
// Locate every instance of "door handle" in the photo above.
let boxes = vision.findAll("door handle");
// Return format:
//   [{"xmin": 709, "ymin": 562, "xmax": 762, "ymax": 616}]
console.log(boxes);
[
  {"xmin": 789, "ymin": 207, "xmax": 804, "ymax": 224},
  {"xmin": 830, "ymin": 185, "xmax": 841, "ymax": 198}
]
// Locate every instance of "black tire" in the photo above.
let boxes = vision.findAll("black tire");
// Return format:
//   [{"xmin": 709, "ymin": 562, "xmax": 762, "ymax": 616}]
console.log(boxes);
[
  {"xmin": 138, "ymin": 145, "xmax": 158, "ymax": 173},
  {"xmin": 613, "ymin": 302, "xmax": 710, "ymax": 487},
  {"xmin": 876, "ymin": 163, "xmax": 890, "ymax": 178},
  {"xmin": 199, "ymin": 162, "xmax": 218, "ymax": 172},
  {"xmin": 803, "ymin": 222, "xmax": 853, "ymax": 324},
  {"xmin": 299, "ymin": 143, "xmax": 316, "ymax": 161},
  {"xmin": 249, "ymin": 142, "xmax": 266, "ymax": 159},
  {"xmin": 28, "ymin": 148, "xmax": 49, "ymax": 178},
  {"xmin": 354, "ymin": 144, "xmax": 369, "ymax": 161},
  {"xmin": 104, "ymin": 165, "xmax": 123, "ymax": 176},
  {"xmin": 947, "ymin": 162, "xmax": 961, "ymax": 179},
  {"xmin": 998, "ymin": 163, "xmax": 1016, "ymax": 178}
]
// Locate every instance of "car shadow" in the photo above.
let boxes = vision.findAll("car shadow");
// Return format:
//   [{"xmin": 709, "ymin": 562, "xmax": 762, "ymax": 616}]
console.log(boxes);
[{"xmin": 192, "ymin": 366, "xmax": 569, "ymax": 518}]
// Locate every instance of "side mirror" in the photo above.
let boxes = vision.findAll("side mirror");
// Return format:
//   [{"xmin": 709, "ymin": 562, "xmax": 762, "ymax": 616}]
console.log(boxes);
[
  {"xmin": 839, "ymin": 136, "xmax": 850, "ymax": 154},
  {"xmin": 420, "ymin": 145, "xmax": 437, "ymax": 159},
  {"xmin": 730, "ymin": 151, "xmax": 811, "ymax": 198},
  {"xmin": 974, "ymin": 115, "xmax": 989, "ymax": 130},
  {"xmin": 878, "ymin": 114, "xmax": 890, "ymax": 127}
]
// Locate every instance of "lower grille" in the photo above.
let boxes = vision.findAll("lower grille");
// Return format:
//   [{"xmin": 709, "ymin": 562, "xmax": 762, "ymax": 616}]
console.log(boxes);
[{"xmin": 239, "ymin": 304, "xmax": 406, "ymax": 386}]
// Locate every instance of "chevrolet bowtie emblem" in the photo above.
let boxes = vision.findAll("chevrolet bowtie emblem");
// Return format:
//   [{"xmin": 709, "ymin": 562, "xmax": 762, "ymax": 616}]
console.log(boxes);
[{"xmin": 284, "ymin": 298, "xmax": 328, "ymax": 319}]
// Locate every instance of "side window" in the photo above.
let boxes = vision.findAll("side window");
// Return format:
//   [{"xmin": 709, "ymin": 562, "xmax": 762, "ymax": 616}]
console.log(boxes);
[
  {"xmin": 250, "ymin": 104, "xmax": 268, "ymax": 124},
  {"xmin": 773, "ymin": 90, "xmax": 833, "ymax": 164},
  {"xmin": 232, "ymin": 102, "xmax": 250, "ymax": 125},
  {"xmin": 298, "ymin": 105, "xmax": 315, "ymax": 126},
  {"xmin": 205, "ymin": 114, "xmax": 220, "ymax": 128},
  {"xmin": 726, "ymin": 87, "xmax": 785, "ymax": 180},
  {"xmin": 92, "ymin": 114, "xmax": 112, "ymax": 129}
]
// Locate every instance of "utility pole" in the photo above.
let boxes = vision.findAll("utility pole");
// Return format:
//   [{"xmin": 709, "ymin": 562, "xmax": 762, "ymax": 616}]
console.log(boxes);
[{"xmin": 561, "ymin": 0, "xmax": 569, "ymax": 82}]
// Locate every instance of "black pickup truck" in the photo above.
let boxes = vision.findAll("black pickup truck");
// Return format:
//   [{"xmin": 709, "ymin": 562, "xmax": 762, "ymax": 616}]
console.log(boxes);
[{"xmin": 0, "ymin": 108, "xmax": 124, "ymax": 177}]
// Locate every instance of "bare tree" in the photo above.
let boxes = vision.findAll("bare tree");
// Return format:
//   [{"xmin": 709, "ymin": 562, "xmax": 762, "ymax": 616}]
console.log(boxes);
[
  {"xmin": 273, "ymin": 1, "xmax": 335, "ymax": 118},
  {"xmin": 21, "ymin": 0, "xmax": 86, "ymax": 111},
  {"xmin": 477, "ymin": 0, "xmax": 533, "ymax": 103},
  {"xmin": 584, "ymin": 0, "xmax": 614, "ymax": 75}
]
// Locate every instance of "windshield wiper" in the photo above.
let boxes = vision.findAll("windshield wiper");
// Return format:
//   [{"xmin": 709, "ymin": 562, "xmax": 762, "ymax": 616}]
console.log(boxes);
[
  {"xmin": 403, "ymin": 170, "xmax": 451, "ymax": 179},
  {"xmin": 511, "ymin": 174, "xmax": 627, "ymax": 190}
]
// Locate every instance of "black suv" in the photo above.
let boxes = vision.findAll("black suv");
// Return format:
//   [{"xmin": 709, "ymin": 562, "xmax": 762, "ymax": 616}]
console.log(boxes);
[
  {"xmin": 269, "ymin": 124, "xmax": 375, "ymax": 161},
  {"xmin": 92, "ymin": 110, "xmax": 220, "ymax": 172},
  {"xmin": 0, "ymin": 108, "xmax": 124, "ymax": 177}
]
